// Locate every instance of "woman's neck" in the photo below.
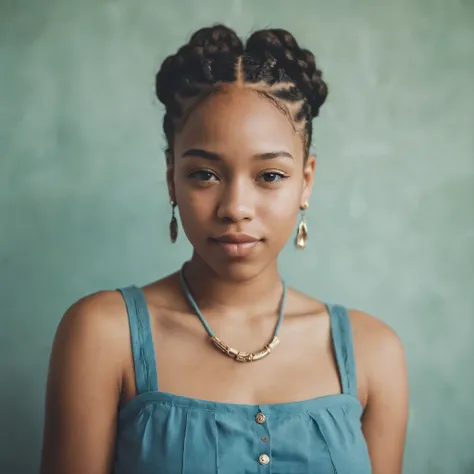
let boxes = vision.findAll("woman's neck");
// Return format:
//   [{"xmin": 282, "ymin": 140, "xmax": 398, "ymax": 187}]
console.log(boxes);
[{"xmin": 180, "ymin": 253, "xmax": 284, "ymax": 317}]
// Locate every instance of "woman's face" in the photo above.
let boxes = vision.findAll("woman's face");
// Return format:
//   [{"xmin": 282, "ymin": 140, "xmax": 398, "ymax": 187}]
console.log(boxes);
[{"xmin": 168, "ymin": 86, "xmax": 315, "ymax": 281}]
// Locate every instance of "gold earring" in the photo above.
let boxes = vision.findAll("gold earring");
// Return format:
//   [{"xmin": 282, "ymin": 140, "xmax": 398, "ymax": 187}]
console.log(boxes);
[
  {"xmin": 295, "ymin": 202, "xmax": 308, "ymax": 250},
  {"xmin": 169, "ymin": 201, "xmax": 178, "ymax": 243}
]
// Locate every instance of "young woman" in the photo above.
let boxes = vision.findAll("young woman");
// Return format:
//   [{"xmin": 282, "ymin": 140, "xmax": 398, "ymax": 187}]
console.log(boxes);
[{"xmin": 40, "ymin": 24, "xmax": 408, "ymax": 474}]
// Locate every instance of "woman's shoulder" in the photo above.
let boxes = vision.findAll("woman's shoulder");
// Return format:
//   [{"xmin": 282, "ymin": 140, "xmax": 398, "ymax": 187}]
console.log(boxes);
[
  {"xmin": 347, "ymin": 308, "xmax": 404, "ymax": 357},
  {"xmin": 62, "ymin": 270, "xmax": 178, "ymax": 324},
  {"xmin": 61, "ymin": 289, "xmax": 128, "ymax": 335},
  {"xmin": 51, "ymin": 288, "xmax": 134, "ymax": 376},
  {"xmin": 347, "ymin": 309, "xmax": 406, "ymax": 403}
]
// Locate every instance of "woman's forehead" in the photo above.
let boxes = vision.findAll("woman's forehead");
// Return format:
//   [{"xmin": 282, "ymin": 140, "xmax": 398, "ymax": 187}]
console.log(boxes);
[{"xmin": 174, "ymin": 87, "xmax": 305, "ymax": 158}]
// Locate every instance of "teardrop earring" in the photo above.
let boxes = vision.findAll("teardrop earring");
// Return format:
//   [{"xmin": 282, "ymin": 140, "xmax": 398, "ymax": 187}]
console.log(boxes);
[
  {"xmin": 169, "ymin": 201, "xmax": 178, "ymax": 243},
  {"xmin": 295, "ymin": 202, "xmax": 308, "ymax": 250}
]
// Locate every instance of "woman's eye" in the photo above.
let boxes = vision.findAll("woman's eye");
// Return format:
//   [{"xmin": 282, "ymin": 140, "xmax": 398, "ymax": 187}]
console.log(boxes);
[
  {"xmin": 260, "ymin": 172, "xmax": 287, "ymax": 183},
  {"xmin": 189, "ymin": 170, "xmax": 217, "ymax": 181}
]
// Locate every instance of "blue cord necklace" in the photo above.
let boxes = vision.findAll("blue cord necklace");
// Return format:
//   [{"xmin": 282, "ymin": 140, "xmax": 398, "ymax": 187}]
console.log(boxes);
[{"xmin": 179, "ymin": 263, "xmax": 287, "ymax": 362}]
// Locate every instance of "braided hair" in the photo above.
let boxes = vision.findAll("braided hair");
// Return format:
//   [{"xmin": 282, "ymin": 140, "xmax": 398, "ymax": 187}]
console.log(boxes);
[{"xmin": 156, "ymin": 24, "xmax": 328, "ymax": 159}]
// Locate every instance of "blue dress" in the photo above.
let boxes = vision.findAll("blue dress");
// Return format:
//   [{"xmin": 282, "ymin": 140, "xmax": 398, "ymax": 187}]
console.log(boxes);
[{"xmin": 114, "ymin": 285, "xmax": 372, "ymax": 473}]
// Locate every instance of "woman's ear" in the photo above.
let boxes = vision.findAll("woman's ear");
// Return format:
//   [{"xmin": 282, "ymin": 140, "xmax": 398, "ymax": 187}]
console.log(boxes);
[
  {"xmin": 165, "ymin": 150, "xmax": 176, "ymax": 203},
  {"xmin": 301, "ymin": 154, "xmax": 316, "ymax": 207}
]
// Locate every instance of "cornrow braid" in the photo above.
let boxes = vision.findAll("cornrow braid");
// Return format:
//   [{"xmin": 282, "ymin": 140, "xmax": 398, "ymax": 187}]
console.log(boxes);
[{"xmin": 155, "ymin": 24, "xmax": 328, "ymax": 158}]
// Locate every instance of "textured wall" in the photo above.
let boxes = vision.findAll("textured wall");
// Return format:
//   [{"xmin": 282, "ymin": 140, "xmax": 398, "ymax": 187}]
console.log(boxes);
[{"xmin": 1, "ymin": 0, "xmax": 473, "ymax": 472}]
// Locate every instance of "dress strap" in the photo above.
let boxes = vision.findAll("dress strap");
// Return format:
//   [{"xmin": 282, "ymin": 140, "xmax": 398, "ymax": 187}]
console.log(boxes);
[
  {"xmin": 327, "ymin": 304, "xmax": 358, "ymax": 398},
  {"xmin": 117, "ymin": 286, "xmax": 158, "ymax": 394}
]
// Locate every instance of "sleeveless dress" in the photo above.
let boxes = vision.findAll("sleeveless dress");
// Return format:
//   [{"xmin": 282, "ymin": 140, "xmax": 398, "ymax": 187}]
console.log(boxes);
[{"xmin": 113, "ymin": 285, "xmax": 372, "ymax": 474}]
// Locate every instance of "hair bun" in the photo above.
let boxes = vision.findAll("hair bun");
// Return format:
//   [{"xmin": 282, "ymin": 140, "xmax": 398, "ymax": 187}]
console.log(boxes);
[
  {"xmin": 245, "ymin": 29, "xmax": 328, "ymax": 117},
  {"xmin": 156, "ymin": 25, "xmax": 243, "ymax": 108},
  {"xmin": 188, "ymin": 24, "xmax": 244, "ymax": 57}
]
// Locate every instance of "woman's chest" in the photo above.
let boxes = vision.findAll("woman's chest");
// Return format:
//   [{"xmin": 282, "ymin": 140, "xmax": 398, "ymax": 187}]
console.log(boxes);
[{"xmin": 122, "ymin": 313, "xmax": 354, "ymax": 407}]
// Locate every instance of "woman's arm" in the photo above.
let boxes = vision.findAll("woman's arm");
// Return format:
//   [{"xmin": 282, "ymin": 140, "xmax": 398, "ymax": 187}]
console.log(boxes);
[
  {"xmin": 40, "ymin": 292, "xmax": 127, "ymax": 474},
  {"xmin": 353, "ymin": 311, "xmax": 409, "ymax": 474}
]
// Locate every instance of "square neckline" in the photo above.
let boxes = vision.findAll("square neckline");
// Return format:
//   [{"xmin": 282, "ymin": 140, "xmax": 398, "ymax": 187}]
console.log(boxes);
[{"xmin": 118, "ymin": 389, "xmax": 363, "ymax": 424}]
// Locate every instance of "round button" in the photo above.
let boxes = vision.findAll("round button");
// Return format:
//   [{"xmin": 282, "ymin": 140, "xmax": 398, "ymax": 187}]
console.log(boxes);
[
  {"xmin": 259, "ymin": 453, "xmax": 270, "ymax": 465},
  {"xmin": 261, "ymin": 437, "xmax": 269, "ymax": 442},
  {"xmin": 255, "ymin": 413, "xmax": 266, "ymax": 424}
]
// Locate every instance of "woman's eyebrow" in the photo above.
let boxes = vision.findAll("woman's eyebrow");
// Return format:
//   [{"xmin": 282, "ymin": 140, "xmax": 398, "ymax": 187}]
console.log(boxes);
[
  {"xmin": 182, "ymin": 148, "xmax": 221, "ymax": 160},
  {"xmin": 182, "ymin": 148, "xmax": 294, "ymax": 160}
]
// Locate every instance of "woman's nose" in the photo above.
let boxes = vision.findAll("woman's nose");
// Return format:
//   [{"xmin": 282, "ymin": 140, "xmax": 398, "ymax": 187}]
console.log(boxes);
[{"xmin": 216, "ymin": 179, "xmax": 255, "ymax": 223}]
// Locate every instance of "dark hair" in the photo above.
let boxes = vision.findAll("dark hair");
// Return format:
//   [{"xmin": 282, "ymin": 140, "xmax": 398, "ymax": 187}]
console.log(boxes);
[{"xmin": 155, "ymin": 24, "xmax": 328, "ymax": 159}]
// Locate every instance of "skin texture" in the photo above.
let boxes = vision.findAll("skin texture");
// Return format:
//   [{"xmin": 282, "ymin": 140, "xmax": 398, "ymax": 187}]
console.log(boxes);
[{"xmin": 40, "ymin": 86, "xmax": 409, "ymax": 474}]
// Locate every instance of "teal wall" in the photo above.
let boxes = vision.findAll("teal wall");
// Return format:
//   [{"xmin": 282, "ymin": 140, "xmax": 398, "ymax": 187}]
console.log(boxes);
[{"xmin": 1, "ymin": 1, "xmax": 473, "ymax": 472}]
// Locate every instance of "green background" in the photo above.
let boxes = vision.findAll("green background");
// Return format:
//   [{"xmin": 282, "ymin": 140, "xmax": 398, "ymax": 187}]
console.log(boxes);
[{"xmin": 1, "ymin": 0, "xmax": 473, "ymax": 472}]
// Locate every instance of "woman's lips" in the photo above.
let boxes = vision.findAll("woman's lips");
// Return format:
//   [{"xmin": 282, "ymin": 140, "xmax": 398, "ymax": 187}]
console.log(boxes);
[
  {"xmin": 213, "ymin": 240, "xmax": 260, "ymax": 257},
  {"xmin": 210, "ymin": 234, "xmax": 262, "ymax": 258}
]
